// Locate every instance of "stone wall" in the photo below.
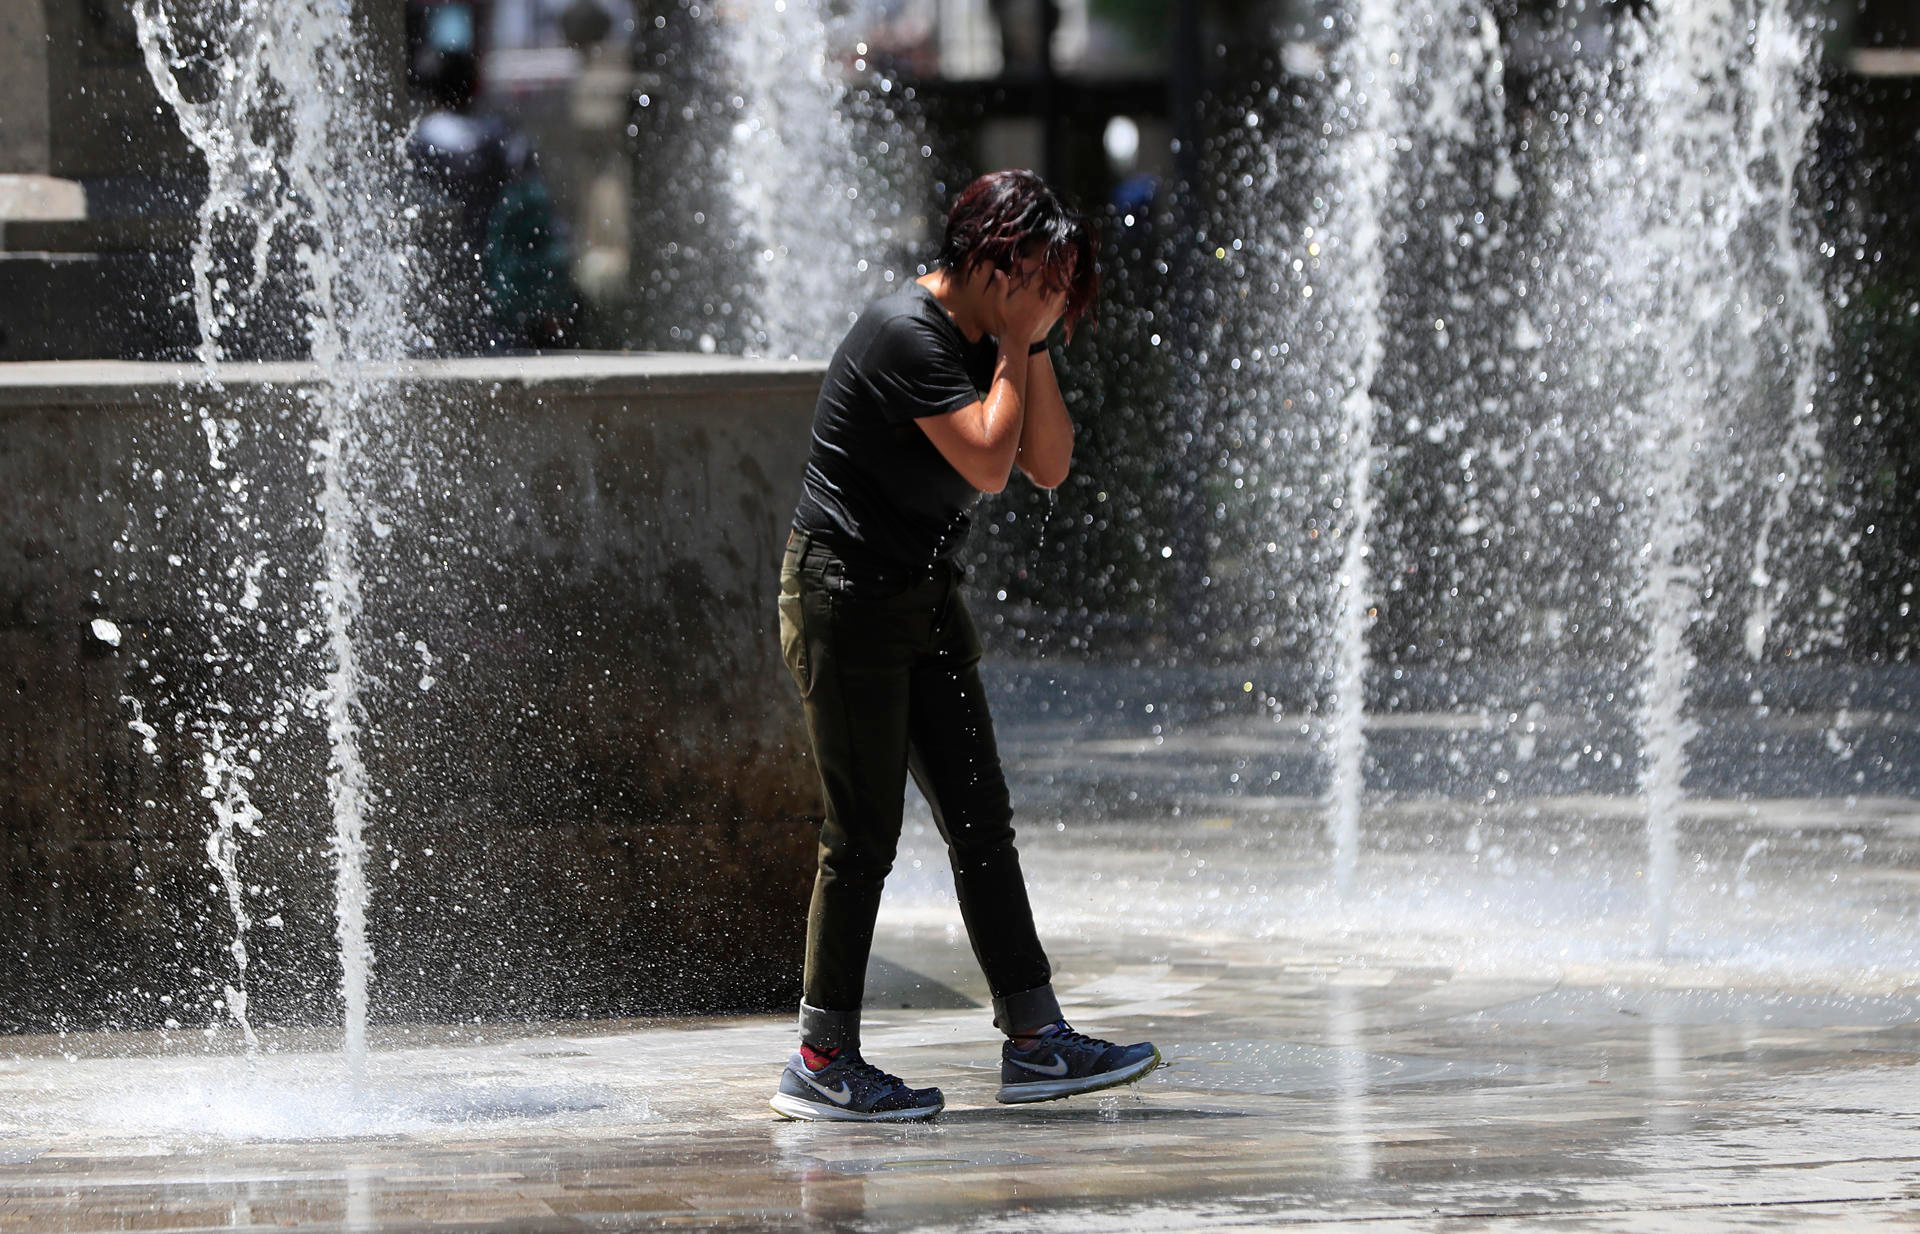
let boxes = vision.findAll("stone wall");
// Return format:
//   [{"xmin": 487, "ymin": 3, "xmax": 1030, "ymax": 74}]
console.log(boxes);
[
  {"xmin": 0, "ymin": 354, "xmax": 825, "ymax": 1033},
  {"xmin": 0, "ymin": 0, "xmax": 407, "ymax": 362}
]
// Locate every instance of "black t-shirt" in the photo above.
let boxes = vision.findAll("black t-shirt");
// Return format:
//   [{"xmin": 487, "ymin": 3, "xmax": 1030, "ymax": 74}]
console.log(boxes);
[{"xmin": 791, "ymin": 282, "xmax": 1000, "ymax": 579}]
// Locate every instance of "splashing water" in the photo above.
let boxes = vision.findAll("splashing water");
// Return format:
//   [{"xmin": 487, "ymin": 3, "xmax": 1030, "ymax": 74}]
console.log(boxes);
[
  {"xmin": 135, "ymin": 0, "xmax": 418, "ymax": 1085},
  {"xmin": 1612, "ymin": 1, "xmax": 1720, "ymax": 949},
  {"xmin": 1603, "ymin": 0, "xmax": 1840, "ymax": 954},
  {"xmin": 1211, "ymin": 0, "xmax": 1852, "ymax": 932},
  {"xmin": 130, "ymin": 10, "xmax": 276, "ymax": 1053},
  {"xmin": 1316, "ymin": 0, "xmax": 1403, "ymax": 898},
  {"xmin": 199, "ymin": 719, "xmax": 264, "ymax": 1054},
  {"xmin": 1739, "ymin": 3, "xmax": 1842, "ymax": 662},
  {"xmin": 722, "ymin": 0, "xmax": 916, "ymax": 358}
]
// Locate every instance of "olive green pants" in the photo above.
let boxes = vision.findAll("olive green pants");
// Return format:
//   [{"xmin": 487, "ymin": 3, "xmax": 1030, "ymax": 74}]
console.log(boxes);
[{"xmin": 778, "ymin": 530, "xmax": 1060, "ymax": 1051}]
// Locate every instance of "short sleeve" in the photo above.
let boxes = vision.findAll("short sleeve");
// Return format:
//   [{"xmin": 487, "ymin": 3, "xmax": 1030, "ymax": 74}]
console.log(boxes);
[{"xmin": 860, "ymin": 314, "xmax": 984, "ymax": 424}]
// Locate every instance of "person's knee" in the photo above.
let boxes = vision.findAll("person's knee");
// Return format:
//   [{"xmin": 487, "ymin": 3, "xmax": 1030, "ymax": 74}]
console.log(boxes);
[
  {"xmin": 950, "ymin": 832, "xmax": 1018, "ymax": 878},
  {"xmin": 820, "ymin": 835, "xmax": 898, "ymax": 886},
  {"xmin": 943, "ymin": 796, "xmax": 1017, "ymax": 865}
]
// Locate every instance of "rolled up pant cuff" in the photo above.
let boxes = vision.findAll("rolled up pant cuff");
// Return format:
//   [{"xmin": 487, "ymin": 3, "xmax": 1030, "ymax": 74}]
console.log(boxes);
[
  {"xmin": 992, "ymin": 983, "xmax": 1062, "ymax": 1034},
  {"xmin": 798, "ymin": 1001, "xmax": 860, "ymax": 1052}
]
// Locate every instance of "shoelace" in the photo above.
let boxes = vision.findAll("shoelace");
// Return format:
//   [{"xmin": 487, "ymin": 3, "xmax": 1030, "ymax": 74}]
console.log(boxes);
[
  {"xmin": 845, "ymin": 1057, "xmax": 910, "ymax": 1091},
  {"xmin": 1024, "ymin": 1026, "xmax": 1104, "ymax": 1054}
]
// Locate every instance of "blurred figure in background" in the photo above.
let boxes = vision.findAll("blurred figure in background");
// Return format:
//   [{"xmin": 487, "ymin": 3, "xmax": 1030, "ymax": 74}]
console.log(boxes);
[{"xmin": 407, "ymin": 2, "xmax": 581, "ymax": 353}]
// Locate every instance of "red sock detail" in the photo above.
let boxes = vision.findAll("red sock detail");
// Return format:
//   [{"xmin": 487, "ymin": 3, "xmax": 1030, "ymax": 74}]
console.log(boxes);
[
  {"xmin": 800, "ymin": 1043, "xmax": 840, "ymax": 1071},
  {"xmin": 1010, "ymin": 1020, "xmax": 1068, "ymax": 1051}
]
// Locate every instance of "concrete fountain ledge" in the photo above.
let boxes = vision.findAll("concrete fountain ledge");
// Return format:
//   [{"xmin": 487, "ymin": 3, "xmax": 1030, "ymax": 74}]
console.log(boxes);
[
  {"xmin": 0, "ymin": 350, "xmax": 831, "ymax": 1034},
  {"xmin": 0, "ymin": 351, "xmax": 828, "ymax": 405}
]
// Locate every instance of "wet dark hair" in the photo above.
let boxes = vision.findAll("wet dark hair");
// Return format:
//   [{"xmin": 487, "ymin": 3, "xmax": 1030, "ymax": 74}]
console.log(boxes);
[{"xmin": 939, "ymin": 170, "xmax": 1099, "ymax": 338}]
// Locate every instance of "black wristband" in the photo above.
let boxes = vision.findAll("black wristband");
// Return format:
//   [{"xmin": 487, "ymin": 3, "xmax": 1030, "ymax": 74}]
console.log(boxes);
[{"xmin": 1028, "ymin": 339, "xmax": 1051, "ymax": 355}]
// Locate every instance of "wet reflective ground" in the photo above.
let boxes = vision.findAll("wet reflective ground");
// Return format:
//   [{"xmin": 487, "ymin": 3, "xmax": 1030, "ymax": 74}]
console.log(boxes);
[
  {"xmin": 5, "ymin": 669, "xmax": 1919, "ymax": 1232},
  {"xmin": 6, "ymin": 923, "xmax": 1920, "ymax": 1231}
]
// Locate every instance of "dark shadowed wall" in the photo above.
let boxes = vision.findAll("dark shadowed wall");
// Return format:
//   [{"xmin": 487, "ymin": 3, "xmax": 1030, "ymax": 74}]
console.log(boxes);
[{"xmin": 0, "ymin": 354, "xmax": 825, "ymax": 1033}]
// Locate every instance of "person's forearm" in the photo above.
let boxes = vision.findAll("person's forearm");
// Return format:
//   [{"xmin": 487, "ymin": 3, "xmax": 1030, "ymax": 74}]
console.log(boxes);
[
  {"xmin": 1015, "ymin": 350, "xmax": 1073, "ymax": 489},
  {"xmin": 914, "ymin": 337, "xmax": 1033, "ymax": 493},
  {"xmin": 971, "ymin": 342, "xmax": 1032, "ymax": 489}
]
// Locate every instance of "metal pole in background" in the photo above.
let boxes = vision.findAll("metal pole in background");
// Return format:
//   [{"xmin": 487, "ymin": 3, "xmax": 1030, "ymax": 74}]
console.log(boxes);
[
  {"xmin": 1170, "ymin": 0, "xmax": 1203, "ymax": 195},
  {"xmin": 1038, "ymin": 0, "xmax": 1062, "ymax": 179}
]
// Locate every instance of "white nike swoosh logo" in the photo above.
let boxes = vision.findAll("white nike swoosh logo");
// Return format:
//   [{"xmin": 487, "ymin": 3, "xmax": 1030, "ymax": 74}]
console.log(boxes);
[
  {"xmin": 798, "ymin": 1070, "xmax": 854, "ymax": 1104},
  {"xmin": 1009, "ymin": 1054, "xmax": 1070, "ymax": 1077}
]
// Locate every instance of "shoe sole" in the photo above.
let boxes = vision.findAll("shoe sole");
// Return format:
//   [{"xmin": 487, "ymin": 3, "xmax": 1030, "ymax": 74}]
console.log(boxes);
[
  {"xmin": 770, "ymin": 1093, "xmax": 943, "ymax": 1122},
  {"xmin": 996, "ymin": 1048, "xmax": 1163, "ymax": 1104}
]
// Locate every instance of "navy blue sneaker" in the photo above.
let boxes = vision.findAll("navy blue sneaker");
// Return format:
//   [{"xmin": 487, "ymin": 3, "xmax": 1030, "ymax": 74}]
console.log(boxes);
[
  {"xmin": 771, "ymin": 1051, "xmax": 945, "ymax": 1122},
  {"xmin": 997, "ymin": 1024, "xmax": 1162, "ymax": 1104}
]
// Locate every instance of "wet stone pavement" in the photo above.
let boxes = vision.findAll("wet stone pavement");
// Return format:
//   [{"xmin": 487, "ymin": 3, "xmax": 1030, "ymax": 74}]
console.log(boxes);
[
  {"xmin": 6, "ymin": 903, "xmax": 1920, "ymax": 1228},
  {"xmin": 6, "ymin": 675, "xmax": 1920, "ymax": 1232}
]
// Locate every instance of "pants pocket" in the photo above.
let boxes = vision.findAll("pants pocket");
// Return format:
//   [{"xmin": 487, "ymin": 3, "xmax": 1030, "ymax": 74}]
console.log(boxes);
[{"xmin": 777, "ymin": 576, "xmax": 814, "ymax": 698}]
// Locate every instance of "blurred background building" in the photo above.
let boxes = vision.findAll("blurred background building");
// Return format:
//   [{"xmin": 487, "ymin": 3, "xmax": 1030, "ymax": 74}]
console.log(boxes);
[
  {"xmin": 398, "ymin": 0, "xmax": 1221, "ymax": 351},
  {"xmin": 2, "ymin": 0, "xmax": 1915, "ymax": 659}
]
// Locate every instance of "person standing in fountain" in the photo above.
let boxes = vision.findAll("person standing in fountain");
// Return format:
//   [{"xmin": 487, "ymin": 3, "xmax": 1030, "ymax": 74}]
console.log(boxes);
[{"xmin": 771, "ymin": 170, "xmax": 1161, "ymax": 1122}]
